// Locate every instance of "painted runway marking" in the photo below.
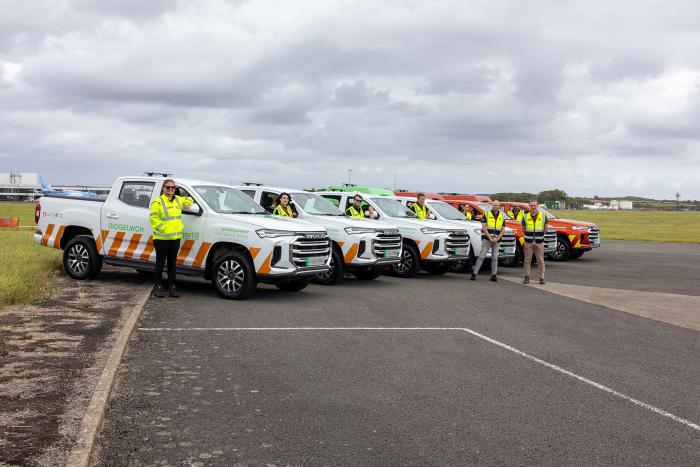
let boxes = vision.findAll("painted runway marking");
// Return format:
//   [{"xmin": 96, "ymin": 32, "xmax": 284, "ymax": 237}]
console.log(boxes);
[{"xmin": 137, "ymin": 326, "xmax": 700, "ymax": 432}]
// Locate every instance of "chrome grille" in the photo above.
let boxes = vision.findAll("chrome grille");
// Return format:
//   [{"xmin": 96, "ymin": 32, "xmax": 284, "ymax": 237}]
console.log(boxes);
[
  {"xmin": 588, "ymin": 227, "xmax": 600, "ymax": 246},
  {"xmin": 500, "ymin": 231, "xmax": 516, "ymax": 255},
  {"xmin": 544, "ymin": 228, "xmax": 557, "ymax": 253},
  {"xmin": 446, "ymin": 231, "xmax": 470, "ymax": 256},
  {"xmin": 373, "ymin": 231, "xmax": 402, "ymax": 259},
  {"xmin": 291, "ymin": 235, "xmax": 331, "ymax": 268}
]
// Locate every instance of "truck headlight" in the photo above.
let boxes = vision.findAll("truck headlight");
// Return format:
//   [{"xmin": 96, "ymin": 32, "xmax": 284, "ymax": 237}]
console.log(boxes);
[
  {"xmin": 571, "ymin": 226, "xmax": 588, "ymax": 231},
  {"xmin": 256, "ymin": 229, "xmax": 296, "ymax": 238},
  {"xmin": 344, "ymin": 227, "xmax": 376, "ymax": 235},
  {"xmin": 421, "ymin": 227, "xmax": 448, "ymax": 235}
]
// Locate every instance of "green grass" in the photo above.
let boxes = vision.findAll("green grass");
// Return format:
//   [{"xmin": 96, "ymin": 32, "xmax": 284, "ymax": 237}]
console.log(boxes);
[
  {"xmin": 0, "ymin": 203, "xmax": 62, "ymax": 308},
  {"xmin": 552, "ymin": 210, "xmax": 700, "ymax": 244}
]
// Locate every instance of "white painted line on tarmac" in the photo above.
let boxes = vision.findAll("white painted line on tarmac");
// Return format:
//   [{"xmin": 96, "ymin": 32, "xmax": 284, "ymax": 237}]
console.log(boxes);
[{"xmin": 137, "ymin": 326, "xmax": 700, "ymax": 433}]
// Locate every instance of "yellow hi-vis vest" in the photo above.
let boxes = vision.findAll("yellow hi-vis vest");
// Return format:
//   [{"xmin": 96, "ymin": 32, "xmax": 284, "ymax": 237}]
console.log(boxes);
[
  {"xmin": 483, "ymin": 210, "xmax": 504, "ymax": 239},
  {"xmin": 412, "ymin": 202, "xmax": 428, "ymax": 219},
  {"xmin": 523, "ymin": 211, "xmax": 546, "ymax": 243},
  {"xmin": 149, "ymin": 194, "xmax": 193, "ymax": 240},
  {"xmin": 465, "ymin": 211, "xmax": 473, "ymax": 220},
  {"xmin": 273, "ymin": 204, "xmax": 293, "ymax": 217},
  {"xmin": 346, "ymin": 205, "xmax": 365, "ymax": 218},
  {"xmin": 509, "ymin": 210, "xmax": 524, "ymax": 222}
]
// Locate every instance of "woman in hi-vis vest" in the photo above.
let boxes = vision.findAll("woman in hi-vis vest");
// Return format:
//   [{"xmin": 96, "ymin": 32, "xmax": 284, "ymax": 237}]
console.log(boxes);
[{"xmin": 272, "ymin": 192, "xmax": 297, "ymax": 218}]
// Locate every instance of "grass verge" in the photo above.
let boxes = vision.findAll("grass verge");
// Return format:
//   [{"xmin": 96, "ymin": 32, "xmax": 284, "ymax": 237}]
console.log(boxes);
[{"xmin": 551, "ymin": 210, "xmax": 700, "ymax": 244}]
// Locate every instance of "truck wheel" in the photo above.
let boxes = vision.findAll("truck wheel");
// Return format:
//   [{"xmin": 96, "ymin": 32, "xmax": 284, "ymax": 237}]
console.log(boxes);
[
  {"xmin": 391, "ymin": 243, "xmax": 420, "ymax": 278},
  {"xmin": 570, "ymin": 250, "xmax": 584, "ymax": 259},
  {"xmin": 63, "ymin": 235, "xmax": 102, "ymax": 280},
  {"xmin": 211, "ymin": 250, "xmax": 257, "ymax": 299},
  {"xmin": 313, "ymin": 246, "xmax": 344, "ymax": 285},
  {"xmin": 352, "ymin": 268, "xmax": 385, "ymax": 280},
  {"xmin": 276, "ymin": 277, "xmax": 312, "ymax": 292},
  {"xmin": 550, "ymin": 236, "xmax": 572, "ymax": 261},
  {"xmin": 423, "ymin": 263, "xmax": 450, "ymax": 275}
]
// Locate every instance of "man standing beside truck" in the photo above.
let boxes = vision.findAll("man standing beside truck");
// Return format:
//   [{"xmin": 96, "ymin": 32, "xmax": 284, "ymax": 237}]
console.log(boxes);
[
  {"xmin": 508, "ymin": 204, "xmax": 524, "ymax": 222},
  {"xmin": 471, "ymin": 200, "xmax": 505, "ymax": 282},
  {"xmin": 410, "ymin": 193, "xmax": 432, "ymax": 219},
  {"xmin": 149, "ymin": 179, "xmax": 194, "ymax": 298},
  {"xmin": 522, "ymin": 199, "xmax": 549, "ymax": 285}
]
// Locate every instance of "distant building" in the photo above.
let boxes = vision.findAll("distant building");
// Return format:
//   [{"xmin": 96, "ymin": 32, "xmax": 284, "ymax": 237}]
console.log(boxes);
[
  {"xmin": 0, "ymin": 172, "xmax": 110, "ymax": 201},
  {"xmin": 610, "ymin": 199, "xmax": 633, "ymax": 210},
  {"xmin": 544, "ymin": 200, "xmax": 565, "ymax": 210}
]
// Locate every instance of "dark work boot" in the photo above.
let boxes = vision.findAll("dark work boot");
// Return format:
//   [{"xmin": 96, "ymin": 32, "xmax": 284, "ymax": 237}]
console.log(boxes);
[
  {"xmin": 470, "ymin": 273, "xmax": 477, "ymax": 281},
  {"xmin": 169, "ymin": 285, "xmax": 179, "ymax": 298},
  {"xmin": 152, "ymin": 285, "xmax": 165, "ymax": 298},
  {"xmin": 523, "ymin": 275, "xmax": 530, "ymax": 284},
  {"xmin": 539, "ymin": 278, "xmax": 546, "ymax": 285},
  {"xmin": 490, "ymin": 275, "xmax": 497, "ymax": 282}
]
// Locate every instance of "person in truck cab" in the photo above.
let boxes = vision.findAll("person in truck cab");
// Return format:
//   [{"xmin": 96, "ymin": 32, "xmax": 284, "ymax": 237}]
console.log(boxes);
[
  {"xmin": 471, "ymin": 200, "xmax": 505, "ymax": 282},
  {"xmin": 410, "ymin": 193, "xmax": 432, "ymax": 219},
  {"xmin": 508, "ymin": 205, "xmax": 524, "ymax": 222},
  {"xmin": 367, "ymin": 205, "xmax": 379, "ymax": 219},
  {"xmin": 272, "ymin": 192, "xmax": 297, "ymax": 218},
  {"xmin": 522, "ymin": 199, "xmax": 549, "ymax": 285},
  {"xmin": 346, "ymin": 195, "xmax": 366, "ymax": 218},
  {"xmin": 149, "ymin": 179, "xmax": 194, "ymax": 298},
  {"xmin": 461, "ymin": 204, "xmax": 474, "ymax": 220}
]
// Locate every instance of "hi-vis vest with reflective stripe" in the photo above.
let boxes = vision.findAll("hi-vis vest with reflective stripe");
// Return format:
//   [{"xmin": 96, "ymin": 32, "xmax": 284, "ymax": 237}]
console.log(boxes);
[
  {"xmin": 411, "ymin": 202, "xmax": 428, "ymax": 219},
  {"xmin": 523, "ymin": 211, "xmax": 546, "ymax": 243},
  {"xmin": 273, "ymin": 204, "xmax": 293, "ymax": 217},
  {"xmin": 484, "ymin": 210, "xmax": 504, "ymax": 238},
  {"xmin": 508, "ymin": 210, "xmax": 524, "ymax": 222},
  {"xmin": 346, "ymin": 205, "xmax": 365, "ymax": 218},
  {"xmin": 465, "ymin": 211, "xmax": 473, "ymax": 220},
  {"xmin": 149, "ymin": 195, "xmax": 192, "ymax": 240}
]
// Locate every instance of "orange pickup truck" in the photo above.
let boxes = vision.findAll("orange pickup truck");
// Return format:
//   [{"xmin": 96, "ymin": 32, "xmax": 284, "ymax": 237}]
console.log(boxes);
[
  {"xmin": 440, "ymin": 196, "xmax": 557, "ymax": 266},
  {"xmin": 500, "ymin": 202, "xmax": 600, "ymax": 261}
]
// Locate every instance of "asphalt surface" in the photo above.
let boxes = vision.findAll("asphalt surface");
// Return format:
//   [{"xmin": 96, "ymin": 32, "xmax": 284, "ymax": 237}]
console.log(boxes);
[{"xmin": 95, "ymin": 242, "xmax": 700, "ymax": 466}]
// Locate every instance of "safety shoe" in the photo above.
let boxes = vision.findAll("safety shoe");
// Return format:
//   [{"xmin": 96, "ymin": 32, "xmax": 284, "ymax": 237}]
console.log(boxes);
[
  {"xmin": 152, "ymin": 285, "xmax": 165, "ymax": 298},
  {"xmin": 523, "ymin": 276, "xmax": 530, "ymax": 284},
  {"xmin": 539, "ymin": 278, "xmax": 546, "ymax": 285},
  {"xmin": 169, "ymin": 285, "xmax": 179, "ymax": 298},
  {"xmin": 470, "ymin": 273, "xmax": 477, "ymax": 281},
  {"xmin": 490, "ymin": 275, "xmax": 497, "ymax": 282}
]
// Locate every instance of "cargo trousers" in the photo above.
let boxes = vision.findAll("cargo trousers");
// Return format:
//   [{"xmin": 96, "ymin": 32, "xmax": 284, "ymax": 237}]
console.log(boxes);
[
  {"xmin": 473, "ymin": 238, "xmax": 499, "ymax": 276},
  {"xmin": 523, "ymin": 242, "xmax": 545, "ymax": 279}
]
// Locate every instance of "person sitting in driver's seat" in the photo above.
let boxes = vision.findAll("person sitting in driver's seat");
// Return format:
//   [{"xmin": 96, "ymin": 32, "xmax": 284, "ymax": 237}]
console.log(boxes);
[
  {"xmin": 346, "ymin": 195, "xmax": 366, "ymax": 218},
  {"xmin": 410, "ymin": 193, "xmax": 431, "ymax": 219},
  {"xmin": 272, "ymin": 192, "xmax": 297, "ymax": 217}
]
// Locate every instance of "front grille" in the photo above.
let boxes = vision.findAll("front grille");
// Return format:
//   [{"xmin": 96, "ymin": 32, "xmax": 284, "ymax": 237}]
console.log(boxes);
[
  {"xmin": 588, "ymin": 227, "xmax": 600, "ymax": 246},
  {"xmin": 373, "ymin": 231, "xmax": 402, "ymax": 259},
  {"xmin": 291, "ymin": 235, "xmax": 331, "ymax": 268},
  {"xmin": 544, "ymin": 229, "xmax": 557, "ymax": 253},
  {"xmin": 446, "ymin": 231, "xmax": 470, "ymax": 256},
  {"xmin": 500, "ymin": 232, "xmax": 516, "ymax": 255}
]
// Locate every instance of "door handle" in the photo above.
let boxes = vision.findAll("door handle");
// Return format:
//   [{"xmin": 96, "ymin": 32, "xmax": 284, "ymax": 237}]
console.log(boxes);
[{"xmin": 106, "ymin": 213, "xmax": 119, "ymax": 219}]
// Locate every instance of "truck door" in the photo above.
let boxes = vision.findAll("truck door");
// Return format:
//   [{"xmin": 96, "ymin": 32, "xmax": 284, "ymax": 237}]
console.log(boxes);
[
  {"xmin": 100, "ymin": 180, "xmax": 156, "ymax": 260},
  {"xmin": 174, "ymin": 186, "xmax": 209, "ymax": 269}
]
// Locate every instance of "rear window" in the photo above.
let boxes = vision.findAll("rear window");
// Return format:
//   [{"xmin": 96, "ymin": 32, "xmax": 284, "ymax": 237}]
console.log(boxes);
[{"xmin": 118, "ymin": 181, "xmax": 155, "ymax": 208}]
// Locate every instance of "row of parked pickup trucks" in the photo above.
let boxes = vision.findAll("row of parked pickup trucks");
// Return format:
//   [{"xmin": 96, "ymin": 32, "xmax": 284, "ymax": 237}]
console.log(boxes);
[{"xmin": 34, "ymin": 175, "xmax": 600, "ymax": 300}]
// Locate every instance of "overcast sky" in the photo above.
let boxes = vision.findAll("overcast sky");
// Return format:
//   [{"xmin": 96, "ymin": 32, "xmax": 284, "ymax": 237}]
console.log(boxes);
[{"xmin": 1, "ymin": 0, "xmax": 699, "ymax": 199}]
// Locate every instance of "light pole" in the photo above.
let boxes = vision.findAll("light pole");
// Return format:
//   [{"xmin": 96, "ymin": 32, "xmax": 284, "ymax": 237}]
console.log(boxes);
[
  {"xmin": 676, "ymin": 192, "xmax": 680, "ymax": 211},
  {"xmin": 347, "ymin": 169, "xmax": 352, "ymax": 184}
]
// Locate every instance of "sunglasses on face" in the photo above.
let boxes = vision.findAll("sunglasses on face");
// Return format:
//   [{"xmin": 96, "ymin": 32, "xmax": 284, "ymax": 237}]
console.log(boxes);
[{"xmin": 164, "ymin": 185, "xmax": 176, "ymax": 190}]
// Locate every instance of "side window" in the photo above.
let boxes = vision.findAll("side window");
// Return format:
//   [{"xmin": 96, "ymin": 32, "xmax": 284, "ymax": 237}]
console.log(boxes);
[
  {"xmin": 261, "ymin": 191, "xmax": 278, "ymax": 213},
  {"xmin": 240, "ymin": 190, "xmax": 255, "ymax": 199},
  {"xmin": 345, "ymin": 196, "xmax": 367, "ymax": 212},
  {"xmin": 322, "ymin": 195, "xmax": 341, "ymax": 208},
  {"xmin": 118, "ymin": 181, "xmax": 155, "ymax": 209},
  {"xmin": 175, "ymin": 186, "xmax": 201, "ymax": 215}
]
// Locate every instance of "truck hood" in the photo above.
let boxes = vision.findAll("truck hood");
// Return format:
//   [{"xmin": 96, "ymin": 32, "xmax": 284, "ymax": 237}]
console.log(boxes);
[
  {"xmin": 302, "ymin": 214, "xmax": 399, "ymax": 232},
  {"xmin": 550, "ymin": 218, "xmax": 597, "ymax": 228},
  {"xmin": 384, "ymin": 217, "xmax": 468, "ymax": 232},
  {"xmin": 222, "ymin": 213, "xmax": 326, "ymax": 232}
]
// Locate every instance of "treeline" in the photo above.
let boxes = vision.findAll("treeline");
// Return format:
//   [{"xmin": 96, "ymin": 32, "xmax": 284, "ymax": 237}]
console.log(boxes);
[{"xmin": 490, "ymin": 189, "xmax": 699, "ymax": 210}]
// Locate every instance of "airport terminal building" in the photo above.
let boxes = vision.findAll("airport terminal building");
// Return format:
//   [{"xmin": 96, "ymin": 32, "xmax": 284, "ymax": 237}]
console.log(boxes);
[{"xmin": 0, "ymin": 172, "xmax": 110, "ymax": 201}]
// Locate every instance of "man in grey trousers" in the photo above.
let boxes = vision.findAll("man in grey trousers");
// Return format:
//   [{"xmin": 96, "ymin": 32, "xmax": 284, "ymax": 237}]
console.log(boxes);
[{"xmin": 471, "ymin": 200, "xmax": 505, "ymax": 282}]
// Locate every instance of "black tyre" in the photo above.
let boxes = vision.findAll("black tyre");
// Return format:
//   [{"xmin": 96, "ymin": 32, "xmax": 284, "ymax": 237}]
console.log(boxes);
[
  {"xmin": 423, "ymin": 263, "xmax": 450, "ymax": 275},
  {"xmin": 276, "ymin": 277, "xmax": 312, "ymax": 292},
  {"xmin": 352, "ymin": 268, "xmax": 385, "ymax": 280},
  {"xmin": 569, "ymin": 250, "xmax": 585, "ymax": 259},
  {"xmin": 211, "ymin": 249, "xmax": 257, "ymax": 299},
  {"xmin": 550, "ymin": 236, "xmax": 572, "ymax": 261},
  {"xmin": 390, "ymin": 242, "xmax": 420, "ymax": 278},
  {"xmin": 313, "ymin": 246, "xmax": 344, "ymax": 285},
  {"xmin": 63, "ymin": 235, "xmax": 102, "ymax": 280}
]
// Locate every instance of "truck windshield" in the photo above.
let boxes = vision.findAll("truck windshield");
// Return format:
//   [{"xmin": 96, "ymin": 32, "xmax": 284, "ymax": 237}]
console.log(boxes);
[
  {"xmin": 429, "ymin": 201, "xmax": 466, "ymax": 220},
  {"xmin": 371, "ymin": 197, "xmax": 416, "ymax": 218},
  {"xmin": 194, "ymin": 185, "xmax": 267, "ymax": 214},
  {"xmin": 292, "ymin": 192, "xmax": 343, "ymax": 216}
]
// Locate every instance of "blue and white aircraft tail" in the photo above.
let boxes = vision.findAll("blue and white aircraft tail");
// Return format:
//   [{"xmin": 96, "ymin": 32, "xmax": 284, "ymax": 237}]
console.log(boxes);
[{"xmin": 37, "ymin": 176, "xmax": 100, "ymax": 198}]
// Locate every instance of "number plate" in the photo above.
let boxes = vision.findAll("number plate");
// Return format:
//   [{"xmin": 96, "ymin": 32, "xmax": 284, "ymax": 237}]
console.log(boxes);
[
  {"xmin": 305, "ymin": 256, "xmax": 326, "ymax": 266},
  {"xmin": 452, "ymin": 248, "xmax": 466, "ymax": 255},
  {"xmin": 383, "ymin": 249, "xmax": 400, "ymax": 258}
]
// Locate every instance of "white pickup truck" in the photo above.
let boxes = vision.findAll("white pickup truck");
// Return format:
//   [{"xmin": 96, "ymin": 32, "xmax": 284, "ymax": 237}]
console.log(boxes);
[
  {"xmin": 34, "ymin": 176, "xmax": 331, "ymax": 299},
  {"xmin": 317, "ymin": 190, "xmax": 471, "ymax": 277},
  {"xmin": 235, "ymin": 185, "xmax": 403, "ymax": 284}
]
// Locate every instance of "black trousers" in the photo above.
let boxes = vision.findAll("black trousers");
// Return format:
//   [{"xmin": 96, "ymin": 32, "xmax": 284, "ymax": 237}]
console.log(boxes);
[{"xmin": 153, "ymin": 239, "xmax": 180, "ymax": 286}]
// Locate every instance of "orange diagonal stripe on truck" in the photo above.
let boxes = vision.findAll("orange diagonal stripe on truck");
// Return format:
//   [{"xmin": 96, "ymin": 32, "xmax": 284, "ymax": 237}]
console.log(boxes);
[
  {"xmin": 420, "ymin": 242, "xmax": 434, "ymax": 259},
  {"xmin": 108, "ymin": 231, "xmax": 125, "ymax": 257},
  {"xmin": 123, "ymin": 233, "xmax": 142, "ymax": 260},
  {"xmin": 344, "ymin": 243, "xmax": 359, "ymax": 263},
  {"xmin": 258, "ymin": 253, "xmax": 273, "ymax": 274},
  {"xmin": 140, "ymin": 236, "xmax": 154, "ymax": 262},
  {"xmin": 176, "ymin": 240, "xmax": 195, "ymax": 265},
  {"xmin": 192, "ymin": 242, "xmax": 212, "ymax": 269},
  {"xmin": 42, "ymin": 224, "xmax": 55, "ymax": 246},
  {"xmin": 249, "ymin": 247, "xmax": 262, "ymax": 260},
  {"xmin": 52, "ymin": 225, "xmax": 65, "ymax": 249}
]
